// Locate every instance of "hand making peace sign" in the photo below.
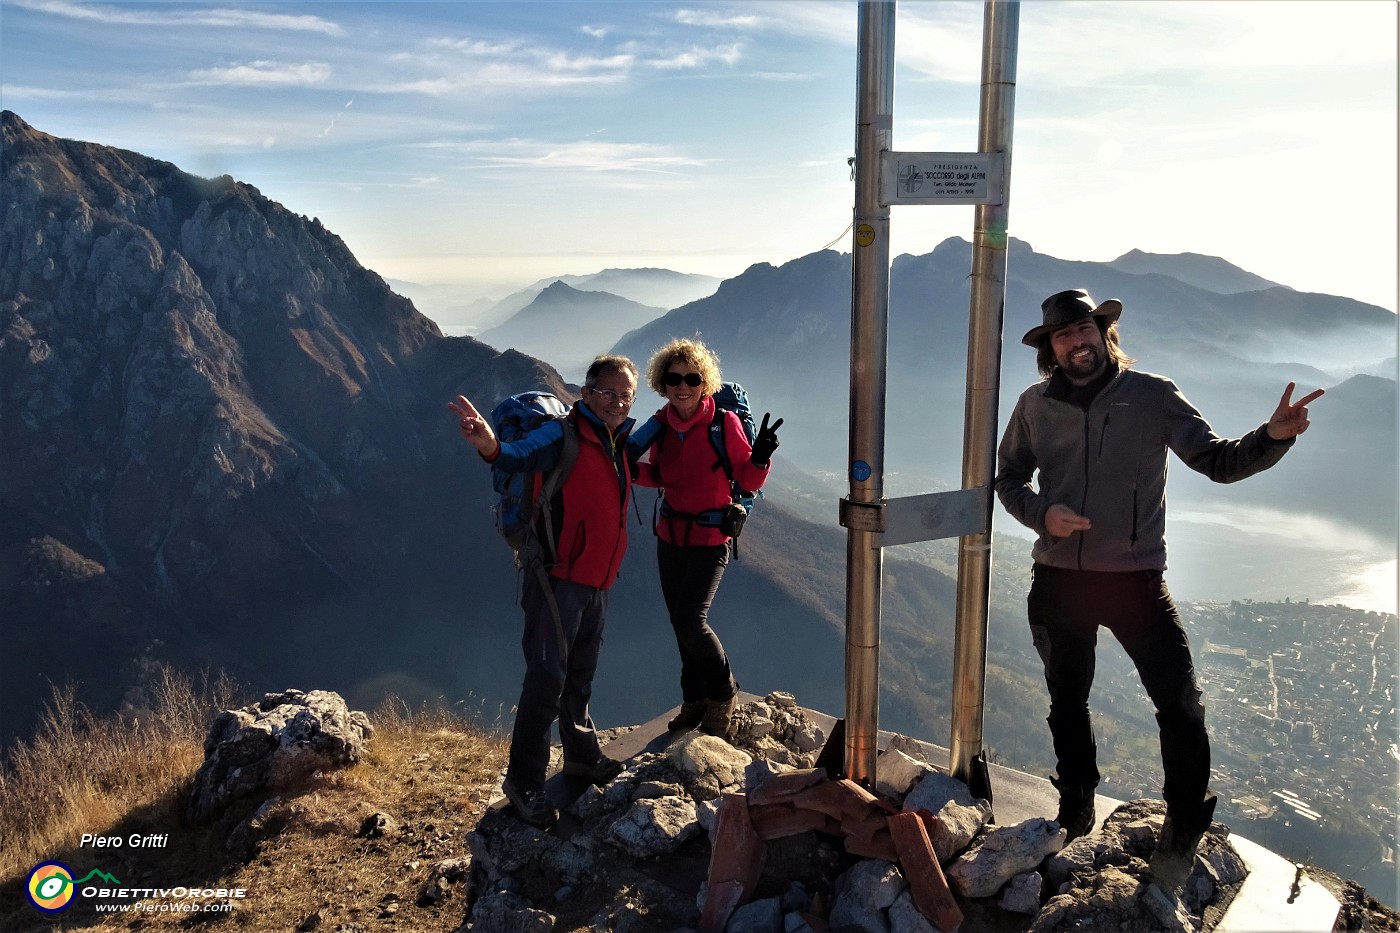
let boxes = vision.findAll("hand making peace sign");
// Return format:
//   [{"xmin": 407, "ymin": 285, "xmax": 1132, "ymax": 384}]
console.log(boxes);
[
  {"xmin": 1265, "ymin": 382, "xmax": 1325, "ymax": 441},
  {"xmin": 448, "ymin": 394, "xmax": 500, "ymax": 456}
]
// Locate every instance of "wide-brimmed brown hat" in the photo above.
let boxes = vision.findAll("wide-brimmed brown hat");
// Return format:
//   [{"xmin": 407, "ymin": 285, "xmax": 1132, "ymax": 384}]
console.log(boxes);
[{"xmin": 1021, "ymin": 289, "xmax": 1123, "ymax": 347}]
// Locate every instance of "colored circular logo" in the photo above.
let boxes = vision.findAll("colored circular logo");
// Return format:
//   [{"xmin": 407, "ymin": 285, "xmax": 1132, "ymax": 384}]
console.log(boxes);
[
  {"xmin": 27, "ymin": 861, "xmax": 76, "ymax": 913},
  {"xmin": 851, "ymin": 460, "xmax": 872, "ymax": 481}
]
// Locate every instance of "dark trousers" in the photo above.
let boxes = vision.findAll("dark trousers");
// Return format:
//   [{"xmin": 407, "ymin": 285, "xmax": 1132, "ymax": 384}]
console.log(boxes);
[
  {"xmin": 657, "ymin": 539, "xmax": 736, "ymax": 703},
  {"xmin": 506, "ymin": 571, "xmax": 607, "ymax": 792},
  {"xmin": 1027, "ymin": 564, "xmax": 1209, "ymax": 814}
]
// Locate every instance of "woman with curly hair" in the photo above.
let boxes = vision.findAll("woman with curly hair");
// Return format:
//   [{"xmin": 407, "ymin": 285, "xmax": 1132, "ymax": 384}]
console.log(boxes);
[{"xmin": 631, "ymin": 337, "xmax": 782, "ymax": 739}]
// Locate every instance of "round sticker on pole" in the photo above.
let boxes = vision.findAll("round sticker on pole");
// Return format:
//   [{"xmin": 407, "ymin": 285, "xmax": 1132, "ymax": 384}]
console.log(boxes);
[
  {"xmin": 851, "ymin": 460, "xmax": 872, "ymax": 482},
  {"xmin": 855, "ymin": 224, "xmax": 875, "ymax": 247}
]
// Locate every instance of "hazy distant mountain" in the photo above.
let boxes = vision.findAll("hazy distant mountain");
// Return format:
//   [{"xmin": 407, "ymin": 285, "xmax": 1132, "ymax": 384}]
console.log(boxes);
[
  {"xmin": 477, "ymin": 281, "xmax": 666, "ymax": 378},
  {"xmin": 1215, "ymin": 372, "xmax": 1399, "ymax": 538},
  {"xmin": 613, "ymin": 238, "xmax": 1398, "ymax": 532},
  {"xmin": 485, "ymin": 268, "xmax": 721, "ymax": 327},
  {"xmin": 1360, "ymin": 356, "xmax": 1398, "ymax": 379},
  {"xmin": 385, "ymin": 279, "xmax": 504, "ymax": 334},
  {"xmin": 1104, "ymin": 248, "xmax": 1281, "ymax": 294},
  {"xmin": 560, "ymin": 268, "xmax": 722, "ymax": 309}
]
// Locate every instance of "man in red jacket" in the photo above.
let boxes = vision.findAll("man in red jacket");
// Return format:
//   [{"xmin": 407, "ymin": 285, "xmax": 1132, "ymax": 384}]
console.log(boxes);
[{"xmin": 450, "ymin": 355, "xmax": 638, "ymax": 827}]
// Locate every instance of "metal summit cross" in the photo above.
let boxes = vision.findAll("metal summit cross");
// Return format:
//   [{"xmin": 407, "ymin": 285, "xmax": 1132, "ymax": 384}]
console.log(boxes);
[{"xmin": 839, "ymin": 0, "xmax": 1020, "ymax": 800}]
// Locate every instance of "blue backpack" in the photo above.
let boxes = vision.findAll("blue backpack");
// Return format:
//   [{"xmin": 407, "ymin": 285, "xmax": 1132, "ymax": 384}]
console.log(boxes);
[
  {"xmin": 708, "ymin": 382, "xmax": 760, "ymax": 510},
  {"xmin": 488, "ymin": 391, "xmax": 579, "ymax": 561}
]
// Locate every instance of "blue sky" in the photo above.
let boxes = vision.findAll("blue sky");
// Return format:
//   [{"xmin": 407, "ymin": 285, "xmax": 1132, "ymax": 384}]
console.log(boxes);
[{"xmin": 3, "ymin": 0, "xmax": 1396, "ymax": 311}]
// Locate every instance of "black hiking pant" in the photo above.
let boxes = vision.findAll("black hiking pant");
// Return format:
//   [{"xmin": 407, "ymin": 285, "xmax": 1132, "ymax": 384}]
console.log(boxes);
[
  {"xmin": 1027, "ymin": 564, "xmax": 1210, "ymax": 815},
  {"xmin": 657, "ymin": 539, "xmax": 737, "ymax": 703},
  {"xmin": 506, "ymin": 572, "xmax": 607, "ymax": 793}
]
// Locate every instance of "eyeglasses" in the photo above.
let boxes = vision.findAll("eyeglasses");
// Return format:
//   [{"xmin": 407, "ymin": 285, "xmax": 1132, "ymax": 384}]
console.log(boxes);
[
  {"xmin": 587, "ymin": 386, "xmax": 635, "ymax": 406},
  {"xmin": 663, "ymin": 371, "xmax": 703, "ymax": 388}
]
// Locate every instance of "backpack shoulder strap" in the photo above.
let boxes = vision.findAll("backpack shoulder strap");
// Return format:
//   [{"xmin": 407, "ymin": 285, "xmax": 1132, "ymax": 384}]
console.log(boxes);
[
  {"xmin": 531, "ymin": 415, "xmax": 580, "ymax": 566},
  {"xmin": 538, "ymin": 414, "xmax": 579, "ymax": 504},
  {"xmin": 708, "ymin": 405, "xmax": 734, "ymax": 482}
]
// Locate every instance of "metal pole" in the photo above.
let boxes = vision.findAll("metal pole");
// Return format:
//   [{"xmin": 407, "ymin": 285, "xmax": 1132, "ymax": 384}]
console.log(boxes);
[
  {"xmin": 844, "ymin": 0, "xmax": 895, "ymax": 786},
  {"xmin": 950, "ymin": 0, "xmax": 1019, "ymax": 791}
]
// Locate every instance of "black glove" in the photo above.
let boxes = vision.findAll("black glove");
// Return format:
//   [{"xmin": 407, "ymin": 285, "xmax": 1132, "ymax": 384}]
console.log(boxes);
[{"xmin": 749, "ymin": 412, "xmax": 783, "ymax": 466}]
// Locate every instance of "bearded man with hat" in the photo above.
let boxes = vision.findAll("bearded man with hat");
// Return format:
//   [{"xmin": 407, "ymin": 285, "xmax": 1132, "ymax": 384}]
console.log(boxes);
[{"xmin": 994, "ymin": 288, "xmax": 1324, "ymax": 888}]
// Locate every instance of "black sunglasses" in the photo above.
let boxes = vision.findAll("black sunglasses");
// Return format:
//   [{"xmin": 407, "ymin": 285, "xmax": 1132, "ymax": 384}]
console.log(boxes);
[{"xmin": 663, "ymin": 372, "xmax": 703, "ymax": 387}]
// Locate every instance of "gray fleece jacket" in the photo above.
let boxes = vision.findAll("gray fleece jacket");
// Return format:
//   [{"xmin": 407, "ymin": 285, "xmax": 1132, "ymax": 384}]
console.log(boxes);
[{"xmin": 994, "ymin": 367, "xmax": 1293, "ymax": 572}]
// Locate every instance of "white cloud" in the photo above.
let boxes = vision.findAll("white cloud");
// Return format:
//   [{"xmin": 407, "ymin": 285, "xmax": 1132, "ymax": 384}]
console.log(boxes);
[
  {"xmin": 397, "ymin": 35, "xmax": 636, "ymax": 94},
  {"xmin": 462, "ymin": 137, "xmax": 709, "ymax": 176},
  {"xmin": 750, "ymin": 71, "xmax": 815, "ymax": 82},
  {"xmin": 424, "ymin": 37, "xmax": 525, "ymax": 57},
  {"xmin": 188, "ymin": 61, "xmax": 332, "ymax": 87},
  {"xmin": 749, "ymin": 0, "xmax": 853, "ymax": 46},
  {"xmin": 675, "ymin": 9, "xmax": 761, "ymax": 29},
  {"xmin": 545, "ymin": 51, "xmax": 636, "ymax": 72},
  {"xmin": 580, "ymin": 25, "xmax": 610, "ymax": 39},
  {"xmin": 646, "ymin": 43, "xmax": 743, "ymax": 70},
  {"xmin": 15, "ymin": 0, "xmax": 342, "ymax": 35}
]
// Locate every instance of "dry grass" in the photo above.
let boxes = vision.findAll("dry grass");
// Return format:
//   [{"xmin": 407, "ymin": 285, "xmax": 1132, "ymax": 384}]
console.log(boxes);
[
  {"xmin": 0, "ymin": 676, "xmax": 509, "ymax": 933},
  {"xmin": 0, "ymin": 666, "xmax": 238, "ymax": 881}
]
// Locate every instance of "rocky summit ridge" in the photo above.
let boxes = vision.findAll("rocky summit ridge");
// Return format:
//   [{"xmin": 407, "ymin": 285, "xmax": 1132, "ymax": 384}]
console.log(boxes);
[{"xmin": 0, "ymin": 109, "xmax": 569, "ymax": 738}]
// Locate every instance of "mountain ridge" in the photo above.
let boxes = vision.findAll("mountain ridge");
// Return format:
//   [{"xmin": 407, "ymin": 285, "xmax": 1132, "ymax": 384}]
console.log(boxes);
[{"xmin": 476, "ymin": 280, "xmax": 666, "ymax": 376}]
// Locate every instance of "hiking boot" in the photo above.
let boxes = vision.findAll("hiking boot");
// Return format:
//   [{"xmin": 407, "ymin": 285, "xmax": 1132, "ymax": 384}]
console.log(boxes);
[
  {"xmin": 1052, "ymin": 779, "xmax": 1097, "ymax": 843},
  {"xmin": 698, "ymin": 694, "xmax": 737, "ymax": 739},
  {"xmin": 561, "ymin": 754, "xmax": 624, "ymax": 786},
  {"xmin": 1150, "ymin": 795, "xmax": 1218, "ymax": 890},
  {"xmin": 668, "ymin": 700, "xmax": 708, "ymax": 733},
  {"xmin": 502, "ymin": 778, "xmax": 558, "ymax": 828}
]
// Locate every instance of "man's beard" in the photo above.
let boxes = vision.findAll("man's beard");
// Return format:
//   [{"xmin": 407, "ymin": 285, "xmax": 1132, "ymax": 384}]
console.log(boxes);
[{"xmin": 1059, "ymin": 344, "xmax": 1105, "ymax": 382}]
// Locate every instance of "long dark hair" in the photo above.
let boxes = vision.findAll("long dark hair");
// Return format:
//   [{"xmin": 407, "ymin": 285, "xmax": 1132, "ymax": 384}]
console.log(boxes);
[{"xmin": 1035, "ymin": 319, "xmax": 1135, "ymax": 379}]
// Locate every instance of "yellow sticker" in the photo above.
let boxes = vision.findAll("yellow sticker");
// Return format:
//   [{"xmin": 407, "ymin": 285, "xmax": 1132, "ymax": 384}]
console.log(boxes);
[{"xmin": 855, "ymin": 224, "xmax": 876, "ymax": 247}]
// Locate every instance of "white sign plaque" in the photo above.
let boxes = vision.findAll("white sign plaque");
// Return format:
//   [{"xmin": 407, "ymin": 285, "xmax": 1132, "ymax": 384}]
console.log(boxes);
[{"xmin": 881, "ymin": 151, "xmax": 1005, "ymax": 206}]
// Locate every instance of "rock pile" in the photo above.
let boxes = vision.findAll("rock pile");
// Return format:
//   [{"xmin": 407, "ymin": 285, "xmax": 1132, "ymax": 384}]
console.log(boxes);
[
  {"xmin": 460, "ymin": 693, "xmax": 1245, "ymax": 932},
  {"xmin": 186, "ymin": 688, "xmax": 374, "ymax": 823}
]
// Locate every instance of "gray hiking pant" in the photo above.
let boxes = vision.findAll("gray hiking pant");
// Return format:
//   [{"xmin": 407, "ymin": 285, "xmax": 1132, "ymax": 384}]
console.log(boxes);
[{"xmin": 506, "ymin": 572, "xmax": 607, "ymax": 792}]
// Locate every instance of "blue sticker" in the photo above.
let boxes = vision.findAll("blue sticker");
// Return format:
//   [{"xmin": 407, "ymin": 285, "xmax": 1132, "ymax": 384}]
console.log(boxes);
[{"xmin": 851, "ymin": 460, "xmax": 872, "ymax": 482}]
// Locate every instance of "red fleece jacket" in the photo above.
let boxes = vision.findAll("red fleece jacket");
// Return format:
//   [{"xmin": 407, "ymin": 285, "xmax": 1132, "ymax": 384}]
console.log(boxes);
[{"xmin": 634, "ymin": 396, "xmax": 770, "ymax": 547}]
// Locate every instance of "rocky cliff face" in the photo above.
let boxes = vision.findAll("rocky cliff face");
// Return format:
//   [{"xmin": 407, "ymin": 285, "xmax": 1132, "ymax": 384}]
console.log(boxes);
[
  {"xmin": 0, "ymin": 112, "xmax": 885, "ymax": 751},
  {"xmin": 0, "ymin": 111, "xmax": 571, "ymax": 739}
]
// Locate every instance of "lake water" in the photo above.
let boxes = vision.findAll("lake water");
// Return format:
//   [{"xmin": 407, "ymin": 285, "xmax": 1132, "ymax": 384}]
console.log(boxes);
[{"xmin": 1168, "ymin": 504, "xmax": 1396, "ymax": 614}]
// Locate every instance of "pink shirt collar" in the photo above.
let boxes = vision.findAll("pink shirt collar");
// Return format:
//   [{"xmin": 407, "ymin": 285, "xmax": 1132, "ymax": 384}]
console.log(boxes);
[{"xmin": 665, "ymin": 394, "xmax": 715, "ymax": 433}]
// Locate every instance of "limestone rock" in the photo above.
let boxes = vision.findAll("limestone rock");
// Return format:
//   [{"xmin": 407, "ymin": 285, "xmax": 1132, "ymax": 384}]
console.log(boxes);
[
  {"xmin": 185, "ymin": 689, "xmax": 372, "ymax": 823},
  {"xmin": 902, "ymin": 770, "xmax": 980, "ymax": 812},
  {"xmin": 468, "ymin": 890, "xmax": 555, "ymax": 932},
  {"xmin": 928, "ymin": 799, "xmax": 992, "ymax": 865},
  {"xmin": 829, "ymin": 859, "xmax": 907, "ymax": 933},
  {"xmin": 1025, "ymin": 800, "xmax": 1248, "ymax": 932},
  {"xmin": 727, "ymin": 896, "xmax": 783, "ymax": 933},
  {"xmin": 887, "ymin": 890, "xmax": 940, "ymax": 933},
  {"xmin": 873, "ymin": 747, "xmax": 931, "ymax": 800},
  {"xmin": 726, "ymin": 696, "xmax": 827, "ymax": 767},
  {"xmin": 947, "ymin": 818, "xmax": 1063, "ymax": 899},
  {"xmin": 608, "ymin": 795, "xmax": 700, "ymax": 858},
  {"xmin": 999, "ymin": 870, "xmax": 1045, "ymax": 915},
  {"xmin": 456, "ymin": 723, "xmax": 1247, "ymax": 933},
  {"xmin": 670, "ymin": 732, "xmax": 753, "ymax": 797}
]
